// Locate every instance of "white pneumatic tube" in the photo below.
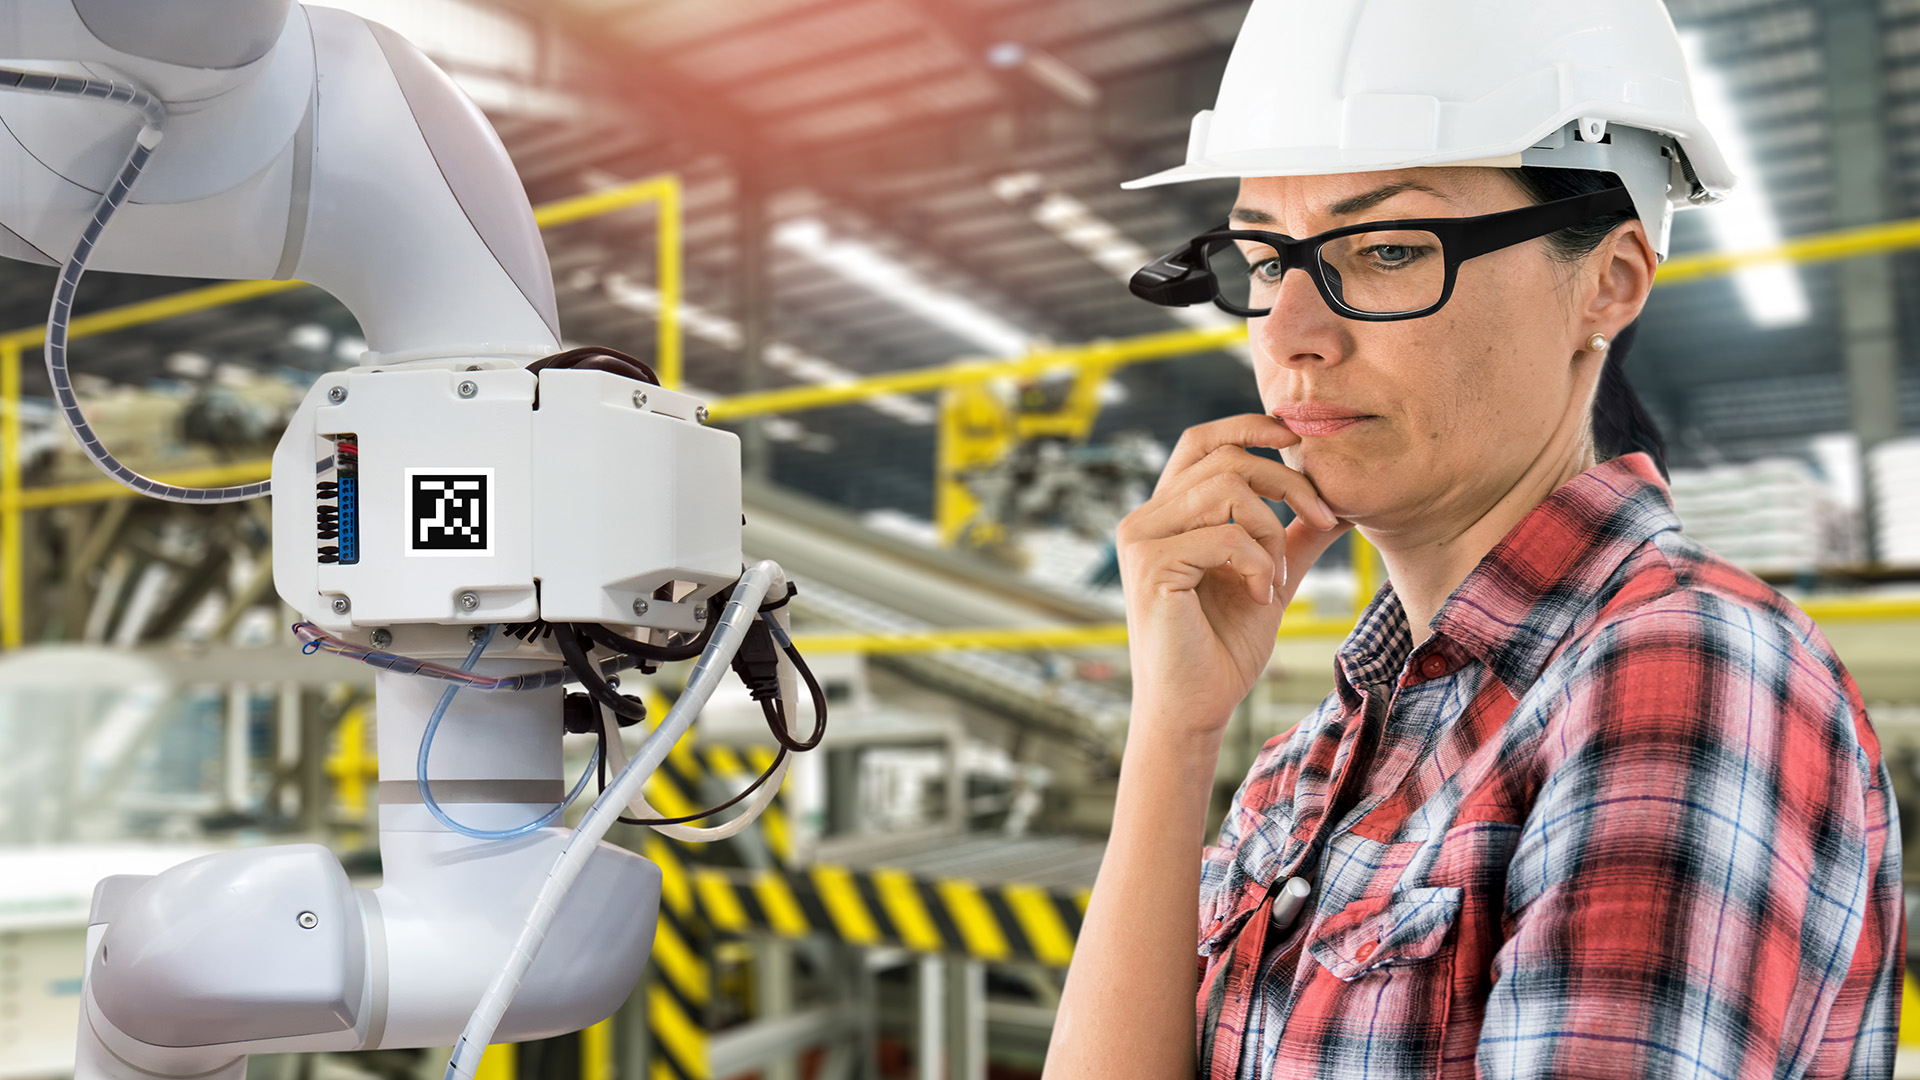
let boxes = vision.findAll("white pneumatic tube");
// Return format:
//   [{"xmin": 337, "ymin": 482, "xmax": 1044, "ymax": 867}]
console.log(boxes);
[{"xmin": 443, "ymin": 560, "xmax": 783, "ymax": 1080}]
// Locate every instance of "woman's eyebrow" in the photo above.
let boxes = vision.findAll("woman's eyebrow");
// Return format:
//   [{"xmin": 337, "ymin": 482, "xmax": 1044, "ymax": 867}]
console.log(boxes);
[
  {"xmin": 1325, "ymin": 181, "xmax": 1451, "ymax": 217},
  {"xmin": 1228, "ymin": 181, "xmax": 1453, "ymax": 228}
]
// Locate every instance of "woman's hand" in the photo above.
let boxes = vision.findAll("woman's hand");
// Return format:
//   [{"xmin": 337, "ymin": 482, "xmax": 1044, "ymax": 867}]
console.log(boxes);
[{"xmin": 1118, "ymin": 414, "xmax": 1349, "ymax": 736}]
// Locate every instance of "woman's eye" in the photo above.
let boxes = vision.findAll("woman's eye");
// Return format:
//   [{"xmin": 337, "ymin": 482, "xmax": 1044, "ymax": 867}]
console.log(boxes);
[
  {"xmin": 1249, "ymin": 257, "xmax": 1284, "ymax": 280},
  {"xmin": 1363, "ymin": 244, "xmax": 1424, "ymax": 267}
]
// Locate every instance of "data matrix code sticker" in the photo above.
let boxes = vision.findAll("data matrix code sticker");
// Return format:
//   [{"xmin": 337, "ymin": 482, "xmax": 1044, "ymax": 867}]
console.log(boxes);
[{"xmin": 406, "ymin": 468, "xmax": 494, "ymax": 556}]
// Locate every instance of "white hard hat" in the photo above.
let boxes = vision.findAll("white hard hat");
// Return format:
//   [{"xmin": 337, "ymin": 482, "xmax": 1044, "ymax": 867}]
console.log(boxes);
[{"xmin": 1122, "ymin": 0, "xmax": 1736, "ymax": 258}]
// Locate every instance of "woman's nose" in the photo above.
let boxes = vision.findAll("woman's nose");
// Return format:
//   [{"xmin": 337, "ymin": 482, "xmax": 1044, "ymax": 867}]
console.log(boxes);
[{"xmin": 1252, "ymin": 267, "xmax": 1345, "ymax": 369}]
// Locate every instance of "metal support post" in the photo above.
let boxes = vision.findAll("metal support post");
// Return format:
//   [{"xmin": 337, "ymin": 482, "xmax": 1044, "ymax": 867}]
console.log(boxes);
[
  {"xmin": 298, "ymin": 688, "xmax": 329, "ymax": 833},
  {"xmin": 1, "ymin": 339, "xmax": 22, "ymax": 649},
  {"xmin": 945, "ymin": 958, "xmax": 987, "ymax": 1080},
  {"xmin": 1824, "ymin": 0, "xmax": 1901, "ymax": 558},
  {"xmin": 277, "ymin": 683, "xmax": 301, "ymax": 819},
  {"xmin": 738, "ymin": 169, "xmax": 771, "ymax": 481},
  {"xmin": 755, "ymin": 938, "xmax": 798, "ymax": 1080},
  {"xmin": 225, "ymin": 685, "xmax": 252, "ymax": 812},
  {"xmin": 917, "ymin": 954, "xmax": 945, "ymax": 1080}
]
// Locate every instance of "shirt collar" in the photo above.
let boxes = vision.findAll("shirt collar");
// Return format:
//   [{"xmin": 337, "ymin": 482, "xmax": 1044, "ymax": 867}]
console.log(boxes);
[{"xmin": 1337, "ymin": 454, "xmax": 1681, "ymax": 701}]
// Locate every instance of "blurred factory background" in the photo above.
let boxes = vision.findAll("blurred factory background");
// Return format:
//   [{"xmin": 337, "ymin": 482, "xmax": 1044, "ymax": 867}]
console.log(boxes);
[{"xmin": 4, "ymin": 0, "xmax": 1920, "ymax": 1078}]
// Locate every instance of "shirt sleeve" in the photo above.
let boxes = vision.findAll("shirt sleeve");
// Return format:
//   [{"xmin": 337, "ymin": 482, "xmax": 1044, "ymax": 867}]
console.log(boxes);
[{"xmin": 1476, "ymin": 597, "xmax": 1902, "ymax": 1080}]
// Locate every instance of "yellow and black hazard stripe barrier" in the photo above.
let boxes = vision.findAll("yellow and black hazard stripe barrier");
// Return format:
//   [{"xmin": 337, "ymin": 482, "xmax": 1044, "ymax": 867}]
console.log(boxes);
[
  {"xmin": 693, "ymin": 863, "xmax": 1089, "ymax": 969},
  {"xmin": 642, "ymin": 830, "xmax": 712, "ymax": 1080},
  {"xmin": 634, "ymin": 738, "xmax": 1092, "ymax": 1078},
  {"xmin": 635, "ymin": 737, "xmax": 798, "ymax": 1080}
]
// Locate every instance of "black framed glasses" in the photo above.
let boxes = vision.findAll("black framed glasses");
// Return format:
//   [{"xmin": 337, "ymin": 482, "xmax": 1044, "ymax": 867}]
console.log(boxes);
[{"xmin": 1129, "ymin": 187, "xmax": 1634, "ymax": 321}]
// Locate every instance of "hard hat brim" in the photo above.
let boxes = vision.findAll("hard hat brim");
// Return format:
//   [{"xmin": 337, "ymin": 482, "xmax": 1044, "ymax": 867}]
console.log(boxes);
[{"xmin": 1121, "ymin": 125, "xmax": 1734, "ymax": 209}]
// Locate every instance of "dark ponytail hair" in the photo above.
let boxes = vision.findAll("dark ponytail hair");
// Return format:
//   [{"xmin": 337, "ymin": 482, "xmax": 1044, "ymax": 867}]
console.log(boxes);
[{"xmin": 1504, "ymin": 167, "xmax": 1669, "ymax": 478}]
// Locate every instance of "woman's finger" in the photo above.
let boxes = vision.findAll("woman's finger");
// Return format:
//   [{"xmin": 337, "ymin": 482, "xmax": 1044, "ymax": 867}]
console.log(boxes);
[
  {"xmin": 1148, "ymin": 443, "xmax": 1339, "ymax": 532},
  {"xmin": 1157, "ymin": 414, "xmax": 1302, "ymax": 491},
  {"xmin": 1128, "ymin": 523, "xmax": 1278, "ymax": 605},
  {"xmin": 1127, "ymin": 470, "xmax": 1280, "ymax": 543}
]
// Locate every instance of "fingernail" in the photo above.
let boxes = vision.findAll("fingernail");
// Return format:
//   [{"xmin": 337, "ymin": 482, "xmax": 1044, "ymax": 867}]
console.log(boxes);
[
  {"xmin": 1267, "ymin": 583, "xmax": 1275, "ymax": 605},
  {"xmin": 1316, "ymin": 498, "xmax": 1336, "ymax": 525},
  {"xmin": 1281, "ymin": 561, "xmax": 1289, "ymax": 590}
]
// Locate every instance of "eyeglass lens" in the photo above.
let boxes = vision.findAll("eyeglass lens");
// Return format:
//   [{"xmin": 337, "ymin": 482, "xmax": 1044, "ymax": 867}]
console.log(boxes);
[{"xmin": 1206, "ymin": 229, "xmax": 1449, "ymax": 315}]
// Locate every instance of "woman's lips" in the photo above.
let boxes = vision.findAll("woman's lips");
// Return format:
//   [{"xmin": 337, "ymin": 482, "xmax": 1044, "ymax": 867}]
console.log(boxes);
[{"xmin": 1272, "ymin": 406, "xmax": 1373, "ymax": 437}]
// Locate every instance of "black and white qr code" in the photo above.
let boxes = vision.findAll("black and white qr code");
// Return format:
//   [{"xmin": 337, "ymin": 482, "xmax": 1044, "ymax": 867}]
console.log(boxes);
[{"xmin": 410, "ymin": 471, "xmax": 491, "ymax": 553}]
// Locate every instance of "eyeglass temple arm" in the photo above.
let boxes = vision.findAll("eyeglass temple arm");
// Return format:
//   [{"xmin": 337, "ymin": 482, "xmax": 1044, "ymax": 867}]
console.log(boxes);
[{"xmin": 1445, "ymin": 187, "xmax": 1636, "ymax": 261}]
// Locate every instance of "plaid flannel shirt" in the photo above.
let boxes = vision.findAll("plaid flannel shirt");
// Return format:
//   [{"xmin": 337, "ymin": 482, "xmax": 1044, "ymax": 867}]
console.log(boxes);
[{"xmin": 1196, "ymin": 454, "xmax": 1904, "ymax": 1079}]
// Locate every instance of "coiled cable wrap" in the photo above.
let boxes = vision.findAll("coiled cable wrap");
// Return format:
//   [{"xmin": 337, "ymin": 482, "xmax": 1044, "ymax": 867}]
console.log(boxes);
[
  {"xmin": 0, "ymin": 67, "xmax": 273, "ymax": 503},
  {"xmin": 443, "ymin": 560, "xmax": 784, "ymax": 1080}
]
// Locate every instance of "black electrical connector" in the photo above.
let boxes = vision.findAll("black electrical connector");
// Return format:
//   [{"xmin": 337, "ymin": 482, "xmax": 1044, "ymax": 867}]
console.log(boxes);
[
  {"xmin": 562, "ymin": 577, "xmax": 827, "ymax": 829},
  {"xmin": 729, "ymin": 617, "xmax": 784, "ymax": 704}
]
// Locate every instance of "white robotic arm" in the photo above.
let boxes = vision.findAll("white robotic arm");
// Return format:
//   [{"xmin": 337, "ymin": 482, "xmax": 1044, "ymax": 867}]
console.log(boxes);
[
  {"xmin": 0, "ymin": 5, "xmax": 814, "ymax": 1079},
  {"xmin": 1, "ymin": 0, "xmax": 560, "ymax": 359}
]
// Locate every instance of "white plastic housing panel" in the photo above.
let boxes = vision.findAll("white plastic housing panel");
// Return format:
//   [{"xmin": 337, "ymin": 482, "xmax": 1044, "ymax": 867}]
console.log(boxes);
[
  {"xmin": 91, "ymin": 845, "xmax": 362, "ymax": 1048},
  {"xmin": 277, "ymin": 367, "xmax": 539, "ymax": 629},
  {"xmin": 531, "ymin": 371, "xmax": 743, "ymax": 627},
  {"xmin": 274, "ymin": 367, "xmax": 741, "ymax": 631}
]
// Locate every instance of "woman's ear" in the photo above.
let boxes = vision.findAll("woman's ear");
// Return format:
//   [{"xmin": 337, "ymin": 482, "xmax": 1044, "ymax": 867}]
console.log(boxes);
[{"xmin": 1585, "ymin": 220, "xmax": 1659, "ymax": 338}]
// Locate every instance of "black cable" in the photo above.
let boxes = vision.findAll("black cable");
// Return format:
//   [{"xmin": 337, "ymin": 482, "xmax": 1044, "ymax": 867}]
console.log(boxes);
[
  {"xmin": 586, "ymin": 679, "xmax": 793, "ymax": 827},
  {"xmin": 581, "ymin": 610, "xmax": 717, "ymax": 665},
  {"xmin": 553, "ymin": 622, "xmax": 648, "ymax": 722},
  {"xmin": 527, "ymin": 345, "xmax": 660, "ymax": 386},
  {"xmin": 767, "ymin": 621, "xmax": 827, "ymax": 752}
]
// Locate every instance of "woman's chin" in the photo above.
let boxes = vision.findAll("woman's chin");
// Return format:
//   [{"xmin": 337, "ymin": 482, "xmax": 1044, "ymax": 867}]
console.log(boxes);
[{"xmin": 1291, "ymin": 455, "xmax": 1401, "ymax": 528}]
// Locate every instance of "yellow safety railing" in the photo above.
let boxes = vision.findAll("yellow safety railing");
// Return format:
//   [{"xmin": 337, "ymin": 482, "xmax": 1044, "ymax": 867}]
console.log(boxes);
[
  {"xmin": 0, "ymin": 174, "xmax": 684, "ymax": 646},
  {"xmin": 8, "ymin": 193, "xmax": 1920, "ymax": 647}
]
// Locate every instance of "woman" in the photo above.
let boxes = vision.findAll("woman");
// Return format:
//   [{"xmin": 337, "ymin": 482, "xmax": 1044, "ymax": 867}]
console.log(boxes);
[{"xmin": 1045, "ymin": 3, "xmax": 1903, "ymax": 1079}]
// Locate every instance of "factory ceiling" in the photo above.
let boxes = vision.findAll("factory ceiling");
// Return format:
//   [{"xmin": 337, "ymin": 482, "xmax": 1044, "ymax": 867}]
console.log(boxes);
[{"xmin": 0, "ymin": 0, "xmax": 1915, "ymax": 514}]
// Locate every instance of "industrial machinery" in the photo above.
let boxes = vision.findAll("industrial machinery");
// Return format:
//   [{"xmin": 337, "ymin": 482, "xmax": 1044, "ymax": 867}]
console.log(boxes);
[{"xmin": 0, "ymin": 2, "xmax": 823, "ymax": 1078}]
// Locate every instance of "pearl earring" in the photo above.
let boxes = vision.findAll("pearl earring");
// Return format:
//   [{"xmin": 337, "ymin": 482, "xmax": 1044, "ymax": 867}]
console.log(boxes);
[{"xmin": 1586, "ymin": 333, "xmax": 1609, "ymax": 352}]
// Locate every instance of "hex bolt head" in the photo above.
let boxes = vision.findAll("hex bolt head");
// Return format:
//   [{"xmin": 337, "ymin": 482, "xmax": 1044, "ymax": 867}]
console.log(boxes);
[
  {"xmin": 632, "ymin": 598, "xmax": 649, "ymax": 616},
  {"xmin": 330, "ymin": 597, "xmax": 350, "ymax": 615},
  {"xmin": 632, "ymin": 389, "xmax": 648, "ymax": 408},
  {"xmin": 298, "ymin": 911, "xmax": 318, "ymax": 930},
  {"xmin": 457, "ymin": 380, "xmax": 478, "ymax": 398},
  {"xmin": 327, "ymin": 386, "xmax": 347, "ymax": 404},
  {"xmin": 459, "ymin": 592, "xmax": 480, "ymax": 611},
  {"xmin": 695, "ymin": 405, "xmax": 710, "ymax": 425},
  {"xmin": 370, "ymin": 628, "xmax": 392, "ymax": 649}
]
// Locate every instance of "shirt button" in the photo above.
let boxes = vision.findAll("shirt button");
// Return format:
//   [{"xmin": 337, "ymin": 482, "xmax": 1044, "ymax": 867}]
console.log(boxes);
[
  {"xmin": 1419, "ymin": 654, "xmax": 1448, "ymax": 680},
  {"xmin": 1355, "ymin": 940, "xmax": 1377, "ymax": 961}
]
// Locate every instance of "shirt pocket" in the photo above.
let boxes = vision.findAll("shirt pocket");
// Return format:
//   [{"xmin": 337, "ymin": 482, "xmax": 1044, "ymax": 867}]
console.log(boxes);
[{"xmin": 1307, "ymin": 885, "xmax": 1463, "ymax": 981}]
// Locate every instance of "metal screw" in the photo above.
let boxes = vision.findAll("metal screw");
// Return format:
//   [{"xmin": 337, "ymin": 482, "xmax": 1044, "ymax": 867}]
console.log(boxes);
[
  {"xmin": 632, "ymin": 598, "xmax": 649, "ymax": 616},
  {"xmin": 632, "ymin": 389, "xmax": 648, "ymax": 408},
  {"xmin": 607, "ymin": 675, "xmax": 620, "ymax": 690},
  {"xmin": 298, "ymin": 912, "xmax": 318, "ymax": 930},
  {"xmin": 370, "ymin": 628, "xmax": 392, "ymax": 648},
  {"xmin": 457, "ymin": 380, "xmax": 478, "ymax": 398},
  {"xmin": 327, "ymin": 386, "xmax": 347, "ymax": 404},
  {"xmin": 330, "ymin": 597, "xmax": 350, "ymax": 615},
  {"xmin": 693, "ymin": 607, "xmax": 709, "ymax": 623},
  {"xmin": 695, "ymin": 405, "xmax": 709, "ymax": 425},
  {"xmin": 459, "ymin": 592, "xmax": 480, "ymax": 611}
]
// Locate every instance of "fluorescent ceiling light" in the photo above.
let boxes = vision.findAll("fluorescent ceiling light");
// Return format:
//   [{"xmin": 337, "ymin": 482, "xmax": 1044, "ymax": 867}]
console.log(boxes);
[
  {"xmin": 1680, "ymin": 33, "xmax": 1810, "ymax": 328},
  {"xmin": 771, "ymin": 219, "xmax": 1036, "ymax": 357},
  {"xmin": 588, "ymin": 271, "xmax": 935, "ymax": 426}
]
